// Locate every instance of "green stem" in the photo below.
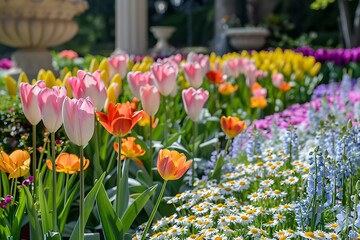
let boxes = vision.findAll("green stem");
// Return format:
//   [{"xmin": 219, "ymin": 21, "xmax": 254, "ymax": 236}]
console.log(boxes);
[
  {"xmin": 141, "ymin": 180, "xmax": 167, "ymax": 240},
  {"xmin": 163, "ymin": 96, "xmax": 168, "ymax": 146},
  {"xmin": 149, "ymin": 116, "xmax": 153, "ymax": 180},
  {"xmin": 192, "ymin": 121, "xmax": 197, "ymax": 187},
  {"xmin": 79, "ymin": 145, "xmax": 85, "ymax": 240},
  {"xmin": 116, "ymin": 136, "xmax": 122, "ymax": 217},
  {"xmin": 64, "ymin": 173, "xmax": 69, "ymax": 207},
  {"xmin": 94, "ymin": 120, "xmax": 102, "ymax": 179},
  {"xmin": 51, "ymin": 132, "xmax": 57, "ymax": 231},
  {"xmin": 32, "ymin": 124, "xmax": 37, "ymax": 196}
]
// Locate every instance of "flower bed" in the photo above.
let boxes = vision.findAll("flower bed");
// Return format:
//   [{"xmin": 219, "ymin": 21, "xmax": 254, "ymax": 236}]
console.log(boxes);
[
  {"xmin": 1, "ymin": 49, "xmax": 356, "ymax": 240},
  {"xmin": 137, "ymin": 77, "xmax": 360, "ymax": 239}
]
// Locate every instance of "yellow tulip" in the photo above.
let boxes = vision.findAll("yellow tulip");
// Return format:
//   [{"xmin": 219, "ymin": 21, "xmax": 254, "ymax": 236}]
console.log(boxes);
[
  {"xmin": 295, "ymin": 70, "xmax": 304, "ymax": 81},
  {"xmin": 89, "ymin": 58, "xmax": 99, "ymax": 72},
  {"xmin": 132, "ymin": 62, "xmax": 140, "ymax": 72},
  {"xmin": 240, "ymin": 50, "xmax": 249, "ymax": 58},
  {"xmin": 44, "ymin": 70, "xmax": 57, "ymax": 88},
  {"xmin": 99, "ymin": 58, "xmax": 110, "ymax": 74},
  {"xmin": 37, "ymin": 69, "xmax": 46, "ymax": 81},
  {"xmin": 60, "ymin": 66, "xmax": 69, "ymax": 80},
  {"xmin": 72, "ymin": 66, "xmax": 79, "ymax": 77},
  {"xmin": 303, "ymin": 56, "xmax": 316, "ymax": 72},
  {"xmin": 101, "ymin": 69, "xmax": 109, "ymax": 86},
  {"xmin": 106, "ymin": 82, "xmax": 121, "ymax": 107},
  {"xmin": 309, "ymin": 62, "xmax": 321, "ymax": 77},
  {"xmin": 282, "ymin": 63, "xmax": 292, "ymax": 77},
  {"xmin": 4, "ymin": 75, "xmax": 17, "ymax": 96},
  {"xmin": 62, "ymin": 72, "xmax": 73, "ymax": 98},
  {"xmin": 18, "ymin": 72, "xmax": 29, "ymax": 85},
  {"xmin": 110, "ymin": 73, "xmax": 122, "ymax": 90},
  {"xmin": 128, "ymin": 59, "xmax": 134, "ymax": 70}
]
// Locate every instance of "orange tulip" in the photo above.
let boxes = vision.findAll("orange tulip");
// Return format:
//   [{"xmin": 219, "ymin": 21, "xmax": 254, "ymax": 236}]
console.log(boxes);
[
  {"xmin": 0, "ymin": 150, "xmax": 30, "ymax": 178},
  {"xmin": 251, "ymin": 82, "xmax": 262, "ymax": 92},
  {"xmin": 250, "ymin": 96, "xmax": 267, "ymax": 109},
  {"xmin": 157, "ymin": 149, "xmax": 192, "ymax": 181},
  {"xmin": 96, "ymin": 101, "xmax": 143, "ymax": 137},
  {"xmin": 218, "ymin": 82, "xmax": 238, "ymax": 96},
  {"xmin": 206, "ymin": 70, "xmax": 224, "ymax": 84},
  {"xmin": 220, "ymin": 116, "xmax": 246, "ymax": 138},
  {"xmin": 113, "ymin": 137, "xmax": 146, "ymax": 166},
  {"xmin": 278, "ymin": 82, "xmax": 291, "ymax": 92},
  {"xmin": 46, "ymin": 153, "xmax": 90, "ymax": 174}
]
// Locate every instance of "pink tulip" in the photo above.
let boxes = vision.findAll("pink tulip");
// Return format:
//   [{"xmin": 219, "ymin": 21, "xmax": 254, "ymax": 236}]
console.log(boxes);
[
  {"xmin": 182, "ymin": 62, "xmax": 204, "ymax": 89},
  {"xmin": 165, "ymin": 53, "xmax": 182, "ymax": 66},
  {"xmin": 108, "ymin": 54, "xmax": 129, "ymax": 79},
  {"xmin": 151, "ymin": 62, "xmax": 178, "ymax": 96},
  {"xmin": 272, "ymin": 73, "xmax": 284, "ymax": 87},
  {"xmin": 140, "ymin": 84, "xmax": 160, "ymax": 116},
  {"xmin": 127, "ymin": 71, "xmax": 153, "ymax": 98},
  {"xmin": 187, "ymin": 52, "xmax": 210, "ymax": 74},
  {"xmin": 238, "ymin": 58, "xmax": 251, "ymax": 73},
  {"xmin": 38, "ymin": 86, "xmax": 67, "ymax": 132},
  {"xmin": 19, "ymin": 81, "xmax": 46, "ymax": 125},
  {"xmin": 62, "ymin": 97, "xmax": 95, "ymax": 146},
  {"xmin": 244, "ymin": 63, "xmax": 257, "ymax": 87},
  {"xmin": 67, "ymin": 70, "xmax": 107, "ymax": 110},
  {"xmin": 253, "ymin": 88, "xmax": 267, "ymax": 98},
  {"xmin": 182, "ymin": 87, "xmax": 209, "ymax": 122},
  {"xmin": 223, "ymin": 59, "xmax": 241, "ymax": 78}
]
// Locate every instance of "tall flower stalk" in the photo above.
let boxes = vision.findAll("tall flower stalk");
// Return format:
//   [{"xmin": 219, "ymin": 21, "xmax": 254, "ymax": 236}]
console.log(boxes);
[
  {"xmin": 62, "ymin": 97, "xmax": 95, "ymax": 239},
  {"xmin": 115, "ymin": 136, "xmax": 122, "ymax": 216},
  {"xmin": 79, "ymin": 145, "xmax": 85, "ymax": 240},
  {"xmin": 96, "ymin": 101, "xmax": 143, "ymax": 217},
  {"xmin": 182, "ymin": 87, "xmax": 209, "ymax": 186},
  {"xmin": 140, "ymin": 84, "xmax": 160, "ymax": 178},
  {"xmin": 141, "ymin": 149, "xmax": 192, "ymax": 239},
  {"xmin": 50, "ymin": 132, "xmax": 57, "ymax": 231}
]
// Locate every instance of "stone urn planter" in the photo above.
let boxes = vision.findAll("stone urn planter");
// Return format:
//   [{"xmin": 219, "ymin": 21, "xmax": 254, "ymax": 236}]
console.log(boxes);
[
  {"xmin": 226, "ymin": 27, "xmax": 269, "ymax": 51},
  {"xmin": 0, "ymin": 0, "xmax": 88, "ymax": 78},
  {"xmin": 150, "ymin": 26, "xmax": 176, "ymax": 55}
]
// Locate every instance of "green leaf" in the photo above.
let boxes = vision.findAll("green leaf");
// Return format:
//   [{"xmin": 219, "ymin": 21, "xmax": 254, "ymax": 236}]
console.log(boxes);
[
  {"xmin": 209, "ymin": 154, "xmax": 224, "ymax": 182},
  {"xmin": 199, "ymin": 137, "xmax": 219, "ymax": 148},
  {"xmin": 69, "ymin": 172, "xmax": 106, "ymax": 240},
  {"xmin": 44, "ymin": 232, "xmax": 62, "ymax": 240},
  {"xmin": 96, "ymin": 184, "xmax": 124, "ymax": 239},
  {"xmin": 11, "ymin": 188, "xmax": 26, "ymax": 239},
  {"xmin": 23, "ymin": 186, "xmax": 43, "ymax": 239},
  {"xmin": 38, "ymin": 173, "xmax": 52, "ymax": 233},
  {"xmin": 58, "ymin": 182, "xmax": 79, "ymax": 233},
  {"xmin": 117, "ymin": 159, "xmax": 129, "ymax": 218},
  {"xmin": 56, "ymin": 172, "xmax": 64, "ymax": 206},
  {"xmin": 0, "ymin": 214, "xmax": 11, "ymax": 240},
  {"xmin": 121, "ymin": 184, "xmax": 157, "ymax": 234},
  {"xmin": 0, "ymin": 172, "xmax": 9, "ymax": 195}
]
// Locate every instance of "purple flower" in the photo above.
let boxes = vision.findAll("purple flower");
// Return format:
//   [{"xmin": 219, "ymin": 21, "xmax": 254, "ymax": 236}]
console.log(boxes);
[{"xmin": 0, "ymin": 58, "xmax": 13, "ymax": 69}]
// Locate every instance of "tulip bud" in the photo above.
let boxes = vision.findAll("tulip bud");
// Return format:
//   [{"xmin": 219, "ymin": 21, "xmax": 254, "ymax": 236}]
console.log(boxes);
[
  {"xmin": 182, "ymin": 87, "xmax": 209, "ymax": 122},
  {"xmin": 19, "ymin": 81, "xmax": 46, "ymax": 125},
  {"xmin": 157, "ymin": 149, "xmax": 192, "ymax": 181},
  {"xmin": 140, "ymin": 84, "xmax": 160, "ymax": 116},
  {"xmin": 62, "ymin": 97, "xmax": 95, "ymax": 146}
]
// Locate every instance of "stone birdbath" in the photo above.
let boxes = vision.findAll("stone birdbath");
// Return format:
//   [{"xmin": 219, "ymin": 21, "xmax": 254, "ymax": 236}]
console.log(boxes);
[
  {"xmin": 150, "ymin": 26, "xmax": 176, "ymax": 55},
  {"xmin": 226, "ymin": 27, "xmax": 269, "ymax": 51},
  {"xmin": 0, "ymin": 0, "xmax": 88, "ymax": 79}
]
